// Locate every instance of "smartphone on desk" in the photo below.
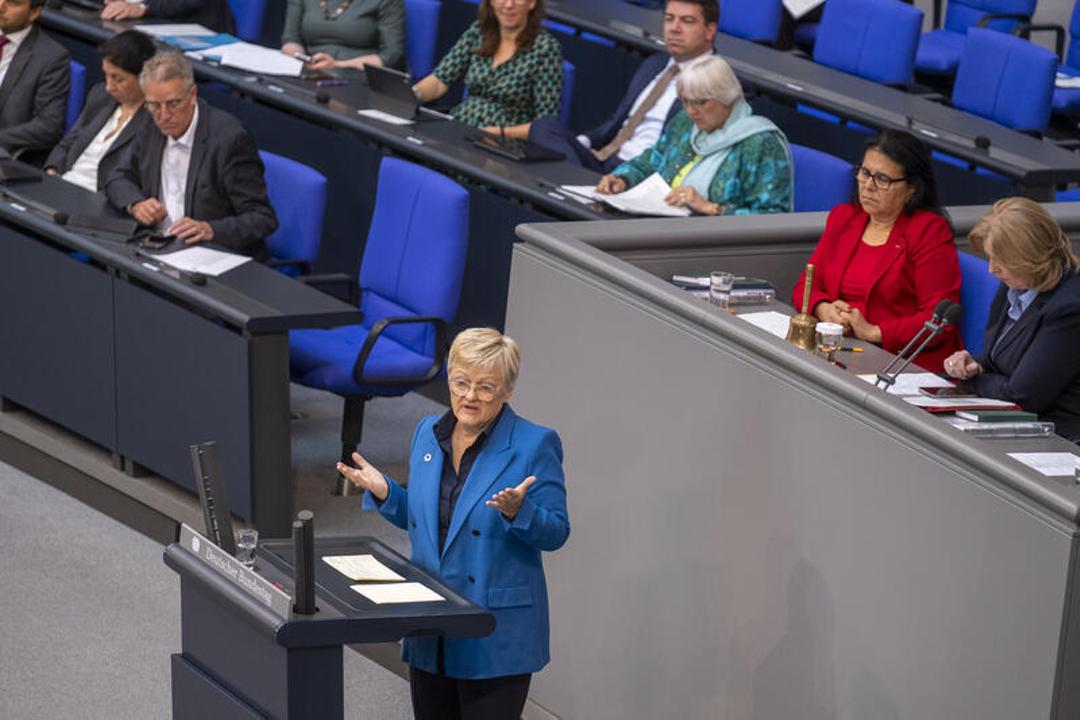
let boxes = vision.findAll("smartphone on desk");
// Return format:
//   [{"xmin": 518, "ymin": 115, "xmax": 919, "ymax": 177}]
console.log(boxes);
[
  {"xmin": 919, "ymin": 385, "xmax": 978, "ymax": 399},
  {"xmin": 138, "ymin": 234, "xmax": 176, "ymax": 251}
]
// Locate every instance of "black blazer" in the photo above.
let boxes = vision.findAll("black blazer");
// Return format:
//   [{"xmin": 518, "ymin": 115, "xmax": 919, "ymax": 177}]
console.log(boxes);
[
  {"xmin": 44, "ymin": 84, "xmax": 151, "ymax": 191},
  {"xmin": 973, "ymin": 269, "xmax": 1080, "ymax": 441},
  {"xmin": 146, "ymin": 0, "xmax": 236, "ymax": 34},
  {"xmin": 582, "ymin": 52, "xmax": 685, "ymax": 150},
  {"xmin": 0, "ymin": 25, "xmax": 70, "ymax": 156},
  {"xmin": 104, "ymin": 99, "xmax": 277, "ymax": 259}
]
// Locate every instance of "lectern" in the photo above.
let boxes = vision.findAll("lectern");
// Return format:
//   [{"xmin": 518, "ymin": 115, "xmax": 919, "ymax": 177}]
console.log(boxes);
[{"xmin": 165, "ymin": 526, "xmax": 495, "ymax": 718}]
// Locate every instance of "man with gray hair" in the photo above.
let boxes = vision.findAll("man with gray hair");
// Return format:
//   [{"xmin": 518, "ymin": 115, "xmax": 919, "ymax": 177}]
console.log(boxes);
[
  {"xmin": 106, "ymin": 52, "xmax": 276, "ymax": 259},
  {"xmin": 0, "ymin": 0, "xmax": 70, "ymax": 157}
]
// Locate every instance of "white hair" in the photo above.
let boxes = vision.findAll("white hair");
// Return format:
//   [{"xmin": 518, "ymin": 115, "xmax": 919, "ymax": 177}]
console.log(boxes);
[{"xmin": 677, "ymin": 55, "xmax": 743, "ymax": 106}]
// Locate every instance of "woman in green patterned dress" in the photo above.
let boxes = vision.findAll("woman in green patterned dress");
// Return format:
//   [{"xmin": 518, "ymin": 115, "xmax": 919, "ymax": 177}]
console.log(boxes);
[
  {"xmin": 412, "ymin": 0, "xmax": 563, "ymax": 140},
  {"xmin": 596, "ymin": 55, "xmax": 793, "ymax": 216},
  {"xmin": 280, "ymin": 0, "xmax": 406, "ymax": 71}
]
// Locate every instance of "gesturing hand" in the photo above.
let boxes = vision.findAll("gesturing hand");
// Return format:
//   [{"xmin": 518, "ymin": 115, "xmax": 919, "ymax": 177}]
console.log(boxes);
[
  {"xmin": 130, "ymin": 198, "xmax": 167, "ymax": 227},
  {"xmin": 486, "ymin": 476, "xmax": 536, "ymax": 521},
  {"xmin": 596, "ymin": 174, "xmax": 627, "ymax": 195},
  {"xmin": 336, "ymin": 451, "xmax": 389, "ymax": 501}
]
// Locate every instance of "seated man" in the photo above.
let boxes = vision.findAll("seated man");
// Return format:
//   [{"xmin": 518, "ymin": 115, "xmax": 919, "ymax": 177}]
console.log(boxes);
[
  {"xmin": 528, "ymin": 0, "xmax": 717, "ymax": 173},
  {"xmin": 100, "ymin": 0, "xmax": 235, "ymax": 34},
  {"xmin": 0, "ymin": 0, "xmax": 70, "ymax": 157},
  {"xmin": 105, "ymin": 52, "xmax": 277, "ymax": 260}
]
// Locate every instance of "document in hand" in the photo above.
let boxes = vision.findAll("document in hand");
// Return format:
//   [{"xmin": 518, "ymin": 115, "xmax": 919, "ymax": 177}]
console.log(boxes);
[{"xmin": 561, "ymin": 173, "xmax": 692, "ymax": 217}]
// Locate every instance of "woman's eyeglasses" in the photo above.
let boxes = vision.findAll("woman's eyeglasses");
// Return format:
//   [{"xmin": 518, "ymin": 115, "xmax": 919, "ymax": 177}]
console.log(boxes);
[
  {"xmin": 854, "ymin": 165, "xmax": 906, "ymax": 190},
  {"xmin": 449, "ymin": 377, "xmax": 500, "ymax": 401}
]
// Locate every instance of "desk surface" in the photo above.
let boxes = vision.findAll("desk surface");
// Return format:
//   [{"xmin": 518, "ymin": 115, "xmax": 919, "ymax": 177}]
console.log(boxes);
[{"xmin": 0, "ymin": 174, "xmax": 362, "ymax": 334}]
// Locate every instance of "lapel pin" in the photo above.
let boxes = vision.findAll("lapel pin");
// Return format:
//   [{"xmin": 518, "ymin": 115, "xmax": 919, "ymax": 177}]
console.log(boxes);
[{"xmin": 423, "ymin": 453, "xmax": 432, "ymax": 462}]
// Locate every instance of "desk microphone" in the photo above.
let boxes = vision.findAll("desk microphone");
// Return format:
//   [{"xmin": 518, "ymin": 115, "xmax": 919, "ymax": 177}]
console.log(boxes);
[
  {"xmin": 875, "ymin": 300, "xmax": 959, "ymax": 389},
  {"xmin": 974, "ymin": 135, "xmax": 991, "ymax": 151},
  {"xmin": 1, "ymin": 187, "xmax": 68, "ymax": 225},
  {"xmin": 292, "ymin": 509, "xmax": 317, "ymax": 615}
]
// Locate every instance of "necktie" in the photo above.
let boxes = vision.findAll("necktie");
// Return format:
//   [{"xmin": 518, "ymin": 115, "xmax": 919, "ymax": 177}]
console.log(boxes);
[
  {"xmin": 0, "ymin": 36, "xmax": 9, "ymax": 64},
  {"xmin": 593, "ymin": 64, "xmax": 680, "ymax": 163}
]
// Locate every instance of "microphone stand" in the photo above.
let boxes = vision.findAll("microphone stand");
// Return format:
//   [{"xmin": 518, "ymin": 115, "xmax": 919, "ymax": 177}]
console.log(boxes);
[{"xmin": 875, "ymin": 318, "xmax": 941, "ymax": 389}]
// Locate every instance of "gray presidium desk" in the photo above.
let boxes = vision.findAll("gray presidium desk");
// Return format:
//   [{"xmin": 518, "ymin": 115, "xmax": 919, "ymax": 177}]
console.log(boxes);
[
  {"xmin": 38, "ymin": 7, "xmax": 610, "ymax": 332},
  {"xmin": 504, "ymin": 208, "xmax": 1080, "ymax": 719},
  {"xmin": 0, "ymin": 173, "xmax": 362, "ymax": 537}
]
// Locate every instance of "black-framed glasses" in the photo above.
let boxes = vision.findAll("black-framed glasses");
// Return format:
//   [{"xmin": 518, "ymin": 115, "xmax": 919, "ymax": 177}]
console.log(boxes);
[{"xmin": 854, "ymin": 165, "xmax": 906, "ymax": 190}]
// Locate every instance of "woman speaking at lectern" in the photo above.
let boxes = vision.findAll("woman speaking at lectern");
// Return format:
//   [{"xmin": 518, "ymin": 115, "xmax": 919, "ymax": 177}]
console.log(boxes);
[{"xmin": 337, "ymin": 328, "xmax": 570, "ymax": 719}]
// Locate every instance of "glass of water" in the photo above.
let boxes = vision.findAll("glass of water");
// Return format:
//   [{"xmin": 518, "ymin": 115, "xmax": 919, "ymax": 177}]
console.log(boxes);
[
  {"xmin": 710, "ymin": 271, "xmax": 735, "ymax": 309},
  {"xmin": 815, "ymin": 322, "xmax": 845, "ymax": 362},
  {"xmin": 236, "ymin": 528, "xmax": 259, "ymax": 569}
]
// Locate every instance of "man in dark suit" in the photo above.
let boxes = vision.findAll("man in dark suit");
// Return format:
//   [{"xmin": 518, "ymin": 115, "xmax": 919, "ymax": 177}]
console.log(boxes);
[
  {"xmin": 100, "ymin": 0, "xmax": 235, "ymax": 34},
  {"xmin": 528, "ymin": 0, "xmax": 717, "ymax": 173},
  {"xmin": 0, "ymin": 0, "xmax": 70, "ymax": 157},
  {"xmin": 105, "ymin": 52, "xmax": 276, "ymax": 259}
]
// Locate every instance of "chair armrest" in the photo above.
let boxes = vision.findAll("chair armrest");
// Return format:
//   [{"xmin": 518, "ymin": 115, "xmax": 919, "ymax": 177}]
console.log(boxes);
[
  {"xmin": 352, "ymin": 315, "xmax": 449, "ymax": 387},
  {"xmin": 1012, "ymin": 22, "xmax": 1066, "ymax": 61},
  {"xmin": 932, "ymin": 0, "xmax": 942, "ymax": 29},
  {"xmin": 298, "ymin": 272, "xmax": 357, "ymax": 305},
  {"xmin": 975, "ymin": 12, "xmax": 1032, "ymax": 29},
  {"xmin": 267, "ymin": 257, "xmax": 312, "ymax": 275}
]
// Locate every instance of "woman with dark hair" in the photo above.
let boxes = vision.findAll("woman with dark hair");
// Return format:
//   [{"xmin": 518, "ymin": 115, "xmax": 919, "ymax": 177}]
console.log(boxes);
[
  {"xmin": 791, "ymin": 129, "xmax": 962, "ymax": 371},
  {"xmin": 411, "ymin": 0, "xmax": 563, "ymax": 139},
  {"xmin": 45, "ymin": 30, "xmax": 156, "ymax": 192}
]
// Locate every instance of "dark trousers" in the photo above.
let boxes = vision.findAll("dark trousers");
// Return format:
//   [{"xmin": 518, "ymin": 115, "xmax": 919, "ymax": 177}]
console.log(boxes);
[
  {"xmin": 528, "ymin": 116, "xmax": 622, "ymax": 174},
  {"xmin": 410, "ymin": 665, "xmax": 532, "ymax": 720}
]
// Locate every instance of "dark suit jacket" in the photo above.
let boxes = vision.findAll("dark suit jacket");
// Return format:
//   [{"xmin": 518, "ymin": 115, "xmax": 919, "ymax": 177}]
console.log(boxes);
[
  {"xmin": 0, "ymin": 25, "xmax": 70, "ymax": 156},
  {"xmin": 146, "ymin": 0, "xmax": 236, "ymax": 34},
  {"xmin": 973, "ymin": 270, "xmax": 1080, "ymax": 441},
  {"xmin": 44, "ymin": 84, "xmax": 152, "ymax": 191},
  {"xmin": 582, "ymin": 52, "xmax": 684, "ymax": 150},
  {"xmin": 791, "ymin": 203, "xmax": 963, "ymax": 372},
  {"xmin": 105, "ymin": 100, "xmax": 277, "ymax": 259}
]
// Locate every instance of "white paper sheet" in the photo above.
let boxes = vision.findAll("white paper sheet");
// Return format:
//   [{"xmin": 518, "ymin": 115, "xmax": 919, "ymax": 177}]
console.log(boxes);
[
  {"xmin": 857, "ymin": 372, "xmax": 952, "ymax": 396},
  {"xmin": 323, "ymin": 554, "xmax": 404, "ymax": 581},
  {"xmin": 351, "ymin": 582, "xmax": 445, "ymax": 604},
  {"xmin": 1008, "ymin": 452, "xmax": 1080, "ymax": 477},
  {"xmin": 783, "ymin": 0, "xmax": 827, "ymax": 20},
  {"xmin": 156, "ymin": 246, "xmax": 250, "ymax": 276},
  {"xmin": 1056, "ymin": 73, "xmax": 1080, "ymax": 89},
  {"xmin": 356, "ymin": 108, "xmax": 415, "ymax": 126},
  {"xmin": 737, "ymin": 311, "xmax": 791, "ymax": 339},
  {"xmin": 902, "ymin": 396, "xmax": 1018, "ymax": 410},
  {"xmin": 563, "ymin": 174, "xmax": 691, "ymax": 217},
  {"xmin": 190, "ymin": 42, "xmax": 303, "ymax": 76},
  {"xmin": 136, "ymin": 23, "xmax": 216, "ymax": 37}
]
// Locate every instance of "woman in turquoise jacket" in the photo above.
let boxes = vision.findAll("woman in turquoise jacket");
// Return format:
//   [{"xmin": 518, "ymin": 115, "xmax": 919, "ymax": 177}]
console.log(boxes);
[
  {"xmin": 339, "ymin": 327, "xmax": 570, "ymax": 719},
  {"xmin": 597, "ymin": 54, "xmax": 793, "ymax": 216}
]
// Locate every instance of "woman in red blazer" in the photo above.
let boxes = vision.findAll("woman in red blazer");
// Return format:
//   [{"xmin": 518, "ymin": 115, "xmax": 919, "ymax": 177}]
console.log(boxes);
[{"xmin": 792, "ymin": 130, "xmax": 962, "ymax": 371}]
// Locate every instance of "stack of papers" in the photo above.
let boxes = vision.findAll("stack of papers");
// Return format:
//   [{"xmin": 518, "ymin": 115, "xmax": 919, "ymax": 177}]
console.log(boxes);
[
  {"xmin": 156, "ymin": 246, "xmax": 250, "ymax": 277},
  {"xmin": 189, "ymin": 42, "xmax": 304, "ymax": 76},
  {"xmin": 857, "ymin": 372, "xmax": 951, "ymax": 396},
  {"xmin": 736, "ymin": 310, "xmax": 790, "ymax": 339},
  {"xmin": 901, "ymin": 396, "xmax": 1019, "ymax": 412},
  {"xmin": 561, "ymin": 174, "xmax": 691, "ymax": 217},
  {"xmin": 1008, "ymin": 452, "xmax": 1080, "ymax": 478},
  {"xmin": 323, "ymin": 554, "xmax": 404, "ymax": 581},
  {"xmin": 322, "ymin": 553, "xmax": 446, "ymax": 604}
]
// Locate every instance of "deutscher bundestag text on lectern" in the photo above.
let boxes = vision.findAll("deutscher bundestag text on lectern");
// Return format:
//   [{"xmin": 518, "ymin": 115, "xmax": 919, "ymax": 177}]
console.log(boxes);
[{"xmin": 165, "ymin": 526, "xmax": 495, "ymax": 719}]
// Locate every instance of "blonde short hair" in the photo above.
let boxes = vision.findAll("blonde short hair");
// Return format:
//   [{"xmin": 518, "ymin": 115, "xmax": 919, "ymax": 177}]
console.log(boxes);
[
  {"xmin": 140, "ymin": 51, "xmax": 194, "ymax": 90},
  {"xmin": 676, "ymin": 55, "xmax": 743, "ymax": 106},
  {"xmin": 969, "ymin": 197, "xmax": 1080, "ymax": 292},
  {"xmin": 448, "ymin": 328, "xmax": 521, "ymax": 391}
]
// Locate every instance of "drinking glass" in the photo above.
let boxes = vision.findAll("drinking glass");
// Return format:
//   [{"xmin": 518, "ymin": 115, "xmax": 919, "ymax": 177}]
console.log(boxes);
[
  {"xmin": 710, "ymin": 271, "xmax": 735, "ymax": 308},
  {"xmin": 236, "ymin": 528, "xmax": 259, "ymax": 569},
  {"xmin": 815, "ymin": 322, "xmax": 844, "ymax": 362}
]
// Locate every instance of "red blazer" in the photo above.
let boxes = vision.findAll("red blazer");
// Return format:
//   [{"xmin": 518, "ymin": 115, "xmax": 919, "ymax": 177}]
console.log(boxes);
[{"xmin": 791, "ymin": 203, "xmax": 962, "ymax": 372}]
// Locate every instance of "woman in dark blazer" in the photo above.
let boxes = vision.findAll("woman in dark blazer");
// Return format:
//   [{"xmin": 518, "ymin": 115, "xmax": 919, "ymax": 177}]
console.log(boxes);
[
  {"xmin": 44, "ymin": 31, "xmax": 155, "ymax": 193},
  {"xmin": 944, "ymin": 197, "xmax": 1080, "ymax": 441},
  {"xmin": 792, "ymin": 130, "xmax": 962, "ymax": 372},
  {"xmin": 338, "ymin": 328, "xmax": 570, "ymax": 719}
]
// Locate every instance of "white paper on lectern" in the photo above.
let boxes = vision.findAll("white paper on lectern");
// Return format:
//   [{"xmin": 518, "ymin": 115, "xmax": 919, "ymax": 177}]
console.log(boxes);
[
  {"xmin": 737, "ymin": 311, "xmax": 791, "ymax": 339},
  {"xmin": 351, "ymin": 582, "xmax": 445, "ymax": 604},
  {"xmin": 156, "ymin": 247, "xmax": 250, "ymax": 276},
  {"xmin": 213, "ymin": 42, "xmax": 304, "ymax": 76},
  {"xmin": 1008, "ymin": 452, "xmax": 1080, "ymax": 477},
  {"xmin": 858, "ymin": 372, "xmax": 953, "ymax": 396},
  {"xmin": 783, "ymin": 0, "xmax": 827, "ymax": 20},
  {"xmin": 136, "ymin": 23, "xmax": 216, "ymax": 37},
  {"xmin": 357, "ymin": 109, "xmax": 415, "ymax": 126},
  {"xmin": 605, "ymin": 173, "xmax": 692, "ymax": 217},
  {"xmin": 323, "ymin": 554, "xmax": 404, "ymax": 582},
  {"xmin": 902, "ymin": 396, "xmax": 1017, "ymax": 409}
]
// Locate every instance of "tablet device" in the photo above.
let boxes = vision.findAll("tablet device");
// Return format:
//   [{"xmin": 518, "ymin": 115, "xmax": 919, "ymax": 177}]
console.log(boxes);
[{"xmin": 365, "ymin": 64, "xmax": 420, "ymax": 119}]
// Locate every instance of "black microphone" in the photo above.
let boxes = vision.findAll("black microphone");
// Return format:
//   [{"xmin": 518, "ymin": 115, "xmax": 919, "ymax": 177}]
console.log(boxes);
[
  {"xmin": 315, "ymin": 91, "xmax": 331, "ymax": 104},
  {"xmin": 292, "ymin": 509, "xmax": 317, "ymax": 615},
  {"xmin": 1, "ymin": 187, "xmax": 68, "ymax": 225},
  {"xmin": 974, "ymin": 135, "xmax": 991, "ymax": 151},
  {"xmin": 880, "ymin": 302, "xmax": 964, "ymax": 387},
  {"xmin": 876, "ymin": 299, "xmax": 952, "ymax": 387}
]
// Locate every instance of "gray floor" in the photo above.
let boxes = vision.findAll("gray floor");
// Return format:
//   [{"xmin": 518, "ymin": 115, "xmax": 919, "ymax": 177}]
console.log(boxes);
[{"xmin": 0, "ymin": 385, "xmax": 447, "ymax": 720}]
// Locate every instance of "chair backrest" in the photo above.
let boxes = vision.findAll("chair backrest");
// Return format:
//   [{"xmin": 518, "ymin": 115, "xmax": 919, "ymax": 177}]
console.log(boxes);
[
  {"xmin": 952, "ymin": 27, "xmax": 1056, "ymax": 132},
  {"xmin": 560, "ymin": 59, "xmax": 575, "ymax": 126},
  {"xmin": 360, "ymin": 158, "xmax": 469, "ymax": 357},
  {"xmin": 944, "ymin": 0, "xmax": 1036, "ymax": 34},
  {"xmin": 957, "ymin": 250, "xmax": 1000, "ymax": 355},
  {"xmin": 226, "ymin": 0, "xmax": 267, "ymax": 42},
  {"xmin": 67, "ymin": 61, "xmax": 86, "ymax": 132},
  {"xmin": 1067, "ymin": 0, "xmax": 1080, "ymax": 68},
  {"xmin": 260, "ymin": 151, "xmax": 327, "ymax": 275},
  {"xmin": 720, "ymin": 0, "xmax": 782, "ymax": 44},
  {"xmin": 814, "ymin": 0, "xmax": 923, "ymax": 85},
  {"xmin": 405, "ymin": 0, "xmax": 440, "ymax": 78},
  {"xmin": 790, "ymin": 144, "xmax": 854, "ymax": 212}
]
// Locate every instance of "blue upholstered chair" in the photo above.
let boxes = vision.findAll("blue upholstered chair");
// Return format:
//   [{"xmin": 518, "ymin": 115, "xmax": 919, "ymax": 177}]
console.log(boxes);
[
  {"xmin": 916, "ymin": 0, "xmax": 1036, "ymax": 78},
  {"xmin": 957, "ymin": 250, "xmax": 999, "ymax": 355},
  {"xmin": 720, "ymin": 0, "xmax": 782, "ymax": 44},
  {"xmin": 813, "ymin": 0, "xmax": 924, "ymax": 85},
  {"xmin": 289, "ymin": 157, "xmax": 469, "ymax": 470},
  {"xmin": 951, "ymin": 27, "xmax": 1056, "ymax": 133},
  {"xmin": 790, "ymin": 144, "xmax": 854, "ymax": 213},
  {"xmin": 560, "ymin": 60, "xmax": 576, "ymax": 126},
  {"xmin": 405, "ymin": 0, "xmax": 440, "ymax": 78},
  {"xmin": 1029, "ymin": 1, "xmax": 1080, "ymax": 117},
  {"xmin": 260, "ymin": 151, "xmax": 327, "ymax": 277},
  {"xmin": 227, "ymin": 0, "xmax": 267, "ymax": 42},
  {"xmin": 67, "ymin": 61, "xmax": 86, "ymax": 133}
]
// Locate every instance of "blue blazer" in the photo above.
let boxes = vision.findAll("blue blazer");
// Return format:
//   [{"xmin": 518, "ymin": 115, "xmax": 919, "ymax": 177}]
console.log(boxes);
[
  {"xmin": 973, "ymin": 269, "xmax": 1080, "ymax": 441},
  {"xmin": 583, "ymin": 52, "xmax": 684, "ymax": 149},
  {"xmin": 365, "ymin": 405, "xmax": 570, "ymax": 679}
]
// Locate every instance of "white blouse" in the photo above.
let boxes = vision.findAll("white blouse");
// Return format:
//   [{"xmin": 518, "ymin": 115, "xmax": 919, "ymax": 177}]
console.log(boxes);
[{"xmin": 62, "ymin": 106, "xmax": 132, "ymax": 192}]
